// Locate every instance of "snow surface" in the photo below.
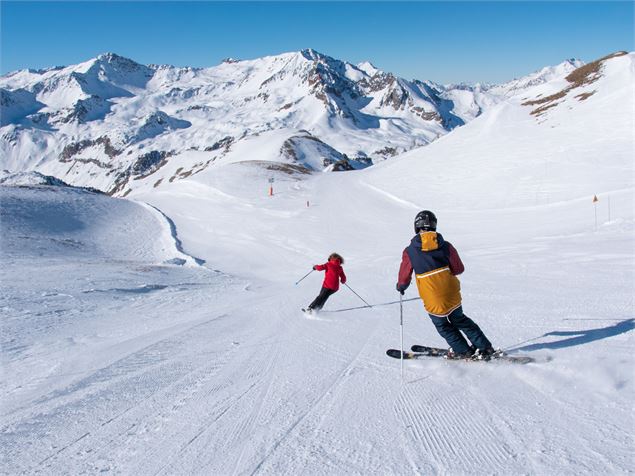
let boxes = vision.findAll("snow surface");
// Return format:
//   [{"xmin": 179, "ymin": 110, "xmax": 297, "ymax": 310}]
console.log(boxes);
[{"xmin": 1, "ymin": 52, "xmax": 634, "ymax": 475}]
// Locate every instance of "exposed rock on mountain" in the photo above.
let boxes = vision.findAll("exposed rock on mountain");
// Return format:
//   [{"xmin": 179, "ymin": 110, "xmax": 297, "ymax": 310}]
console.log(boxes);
[{"xmin": 521, "ymin": 52, "xmax": 627, "ymax": 116}]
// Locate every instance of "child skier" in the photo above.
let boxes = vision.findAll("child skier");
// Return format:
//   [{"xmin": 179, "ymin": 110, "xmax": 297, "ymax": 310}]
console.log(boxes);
[
  {"xmin": 396, "ymin": 210, "xmax": 495, "ymax": 360},
  {"xmin": 305, "ymin": 253, "xmax": 347, "ymax": 313}
]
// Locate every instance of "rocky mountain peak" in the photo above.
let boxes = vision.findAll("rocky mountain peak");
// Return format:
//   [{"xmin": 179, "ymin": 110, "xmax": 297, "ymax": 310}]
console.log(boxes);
[
  {"xmin": 90, "ymin": 53, "xmax": 154, "ymax": 85},
  {"xmin": 357, "ymin": 61, "xmax": 380, "ymax": 77},
  {"xmin": 300, "ymin": 48, "xmax": 330, "ymax": 63}
]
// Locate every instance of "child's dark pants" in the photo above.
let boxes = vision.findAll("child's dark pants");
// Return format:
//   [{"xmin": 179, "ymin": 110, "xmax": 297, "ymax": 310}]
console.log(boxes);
[{"xmin": 308, "ymin": 287, "xmax": 336, "ymax": 311}]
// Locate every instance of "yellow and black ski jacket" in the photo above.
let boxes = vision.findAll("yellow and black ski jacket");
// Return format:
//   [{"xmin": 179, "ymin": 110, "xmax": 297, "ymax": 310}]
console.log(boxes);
[{"xmin": 397, "ymin": 231, "xmax": 465, "ymax": 317}]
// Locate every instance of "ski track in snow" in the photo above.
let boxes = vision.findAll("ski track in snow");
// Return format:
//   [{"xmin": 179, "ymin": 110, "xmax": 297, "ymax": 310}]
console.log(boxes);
[
  {"xmin": 395, "ymin": 384, "xmax": 516, "ymax": 474},
  {"xmin": 248, "ymin": 315, "xmax": 381, "ymax": 475}
]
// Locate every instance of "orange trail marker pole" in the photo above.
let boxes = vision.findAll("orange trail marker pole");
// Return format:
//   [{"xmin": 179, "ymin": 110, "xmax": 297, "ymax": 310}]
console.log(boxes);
[{"xmin": 593, "ymin": 195, "xmax": 598, "ymax": 230}]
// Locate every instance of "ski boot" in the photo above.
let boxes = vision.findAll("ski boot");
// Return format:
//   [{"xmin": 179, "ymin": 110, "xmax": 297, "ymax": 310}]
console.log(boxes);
[
  {"xmin": 445, "ymin": 347, "xmax": 475, "ymax": 360},
  {"xmin": 472, "ymin": 347, "xmax": 499, "ymax": 361}
]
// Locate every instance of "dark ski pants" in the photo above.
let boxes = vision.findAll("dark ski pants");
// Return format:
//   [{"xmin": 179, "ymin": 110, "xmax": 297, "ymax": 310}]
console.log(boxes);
[
  {"xmin": 429, "ymin": 306, "xmax": 492, "ymax": 354},
  {"xmin": 308, "ymin": 287, "xmax": 336, "ymax": 311}
]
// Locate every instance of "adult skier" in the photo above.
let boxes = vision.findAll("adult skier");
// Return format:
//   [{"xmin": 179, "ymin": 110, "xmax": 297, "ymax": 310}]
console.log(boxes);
[
  {"xmin": 305, "ymin": 253, "xmax": 347, "ymax": 313},
  {"xmin": 396, "ymin": 211, "xmax": 495, "ymax": 359}
]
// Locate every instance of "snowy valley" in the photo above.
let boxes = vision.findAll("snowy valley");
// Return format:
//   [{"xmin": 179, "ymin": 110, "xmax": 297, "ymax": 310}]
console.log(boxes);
[{"xmin": 1, "ymin": 50, "xmax": 634, "ymax": 475}]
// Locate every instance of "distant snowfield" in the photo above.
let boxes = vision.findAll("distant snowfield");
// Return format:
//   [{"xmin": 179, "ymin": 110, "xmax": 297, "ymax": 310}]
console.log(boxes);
[{"xmin": 1, "ymin": 53, "xmax": 634, "ymax": 475}]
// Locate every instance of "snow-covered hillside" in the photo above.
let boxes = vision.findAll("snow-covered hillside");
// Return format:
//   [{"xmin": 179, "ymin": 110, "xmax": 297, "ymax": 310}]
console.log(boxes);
[
  {"xmin": 1, "ymin": 51, "xmax": 633, "ymax": 475},
  {"xmin": 1, "ymin": 49, "xmax": 584, "ymax": 195},
  {"xmin": 364, "ymin": 51, "xmax": 634, "ymax": 210},
  {"xmin": 0, "ymin": 179, "xmax": 196, "ymax": 264}
]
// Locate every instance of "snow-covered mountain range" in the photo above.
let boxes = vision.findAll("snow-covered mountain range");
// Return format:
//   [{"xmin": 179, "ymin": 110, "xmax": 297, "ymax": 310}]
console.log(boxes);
[{"xmin": 0, "ymin": 49, "xmax": 598, "ymax": 195}]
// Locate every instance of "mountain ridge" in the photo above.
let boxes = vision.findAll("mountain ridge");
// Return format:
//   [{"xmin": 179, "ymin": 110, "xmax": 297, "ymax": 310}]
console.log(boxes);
[{"xmin": 2, "ymin": 49, "xmax": 620, "ymax": 196}]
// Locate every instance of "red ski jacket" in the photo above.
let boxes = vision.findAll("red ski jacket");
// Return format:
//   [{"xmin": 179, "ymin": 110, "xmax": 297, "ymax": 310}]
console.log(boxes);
[{"xmin": 314, "ymin": 259, "xmax": 346, "ymax": 291}]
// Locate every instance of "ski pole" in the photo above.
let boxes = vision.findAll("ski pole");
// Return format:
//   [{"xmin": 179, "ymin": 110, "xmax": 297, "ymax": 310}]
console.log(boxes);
[
  {"xmin": 400, "ymin": 293, "xmax": 404, "ymax": 381},
  {"xmin": 295, "ymin": 269, "xmax": 314, "ymax": 285},
  {"xmin": 344, "ymin": 283, "xmax": 372, "ymax": 308}
]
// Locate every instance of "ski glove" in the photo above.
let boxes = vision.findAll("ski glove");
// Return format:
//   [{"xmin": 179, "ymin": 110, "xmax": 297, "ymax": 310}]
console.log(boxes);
[
  {"xmin": 396, "ymin": 283, "xmax": 407, "ymax": 295},
  {"xmin": 312, "ymin": 265, "xmax": 318, "ymax": 270}
]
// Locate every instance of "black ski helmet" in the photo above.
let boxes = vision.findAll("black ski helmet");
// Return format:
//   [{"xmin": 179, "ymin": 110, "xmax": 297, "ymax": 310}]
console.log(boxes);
[{"xmin": 414, "ymin": 210, "xmax": 437, "ymax": 233}]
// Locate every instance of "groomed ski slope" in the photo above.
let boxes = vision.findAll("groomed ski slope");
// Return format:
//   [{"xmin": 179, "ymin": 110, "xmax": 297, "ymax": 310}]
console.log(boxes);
[
  {"xmin": 2, "ymin": 54, "xmax": 634, "ymax": 474},
  {"xmin": 136, "ymin": 171, "xmax": 633, "ymax": 476},
  {"xmin": 3, "ymin": 168, "xmax": 632, "ymax": 475}
]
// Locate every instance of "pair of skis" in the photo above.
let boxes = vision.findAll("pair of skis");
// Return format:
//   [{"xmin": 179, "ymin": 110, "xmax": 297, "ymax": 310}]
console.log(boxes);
[{"xmin": 387, "ymin": 345, "xmax": 535, "ymax": 365}]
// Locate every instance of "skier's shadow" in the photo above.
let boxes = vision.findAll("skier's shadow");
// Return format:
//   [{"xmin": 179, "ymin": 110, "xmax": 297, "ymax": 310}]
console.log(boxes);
[{"xmin": 514, "ymin": 318, "xmax": 634, "ymax": 352}]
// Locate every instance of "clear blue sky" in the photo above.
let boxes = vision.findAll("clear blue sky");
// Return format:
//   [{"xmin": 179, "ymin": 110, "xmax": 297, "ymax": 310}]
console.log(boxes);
[{"xmin": 1, "ymin": 1, "xmax": 633, "ymax": 83}]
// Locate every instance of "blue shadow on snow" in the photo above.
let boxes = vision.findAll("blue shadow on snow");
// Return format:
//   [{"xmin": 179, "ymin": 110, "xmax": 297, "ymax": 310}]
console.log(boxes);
[{"xmin": 515, "ymin": 319, "xmax": 634, "ymax": 352}]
